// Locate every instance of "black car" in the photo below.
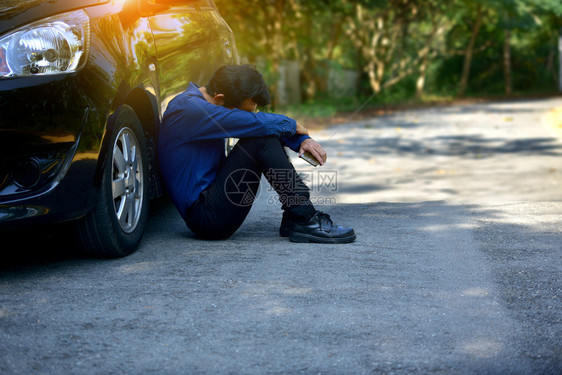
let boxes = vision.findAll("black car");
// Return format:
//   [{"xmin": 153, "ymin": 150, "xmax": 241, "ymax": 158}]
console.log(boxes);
[{"xmin": 0, "ymin": 0, "xmax": 238, "ymax": 256}]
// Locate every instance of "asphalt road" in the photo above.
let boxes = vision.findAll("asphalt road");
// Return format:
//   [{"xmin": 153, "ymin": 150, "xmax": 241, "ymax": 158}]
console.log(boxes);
[{"xmin": 1, "ymin": 97, "xmax": 561, "ymax": 374}]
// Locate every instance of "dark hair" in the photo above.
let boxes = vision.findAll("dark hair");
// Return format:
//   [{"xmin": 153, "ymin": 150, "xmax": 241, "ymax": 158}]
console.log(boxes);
[{"xmin": 206, "ymin": 64, "xmax": 271, "ymax": 108}]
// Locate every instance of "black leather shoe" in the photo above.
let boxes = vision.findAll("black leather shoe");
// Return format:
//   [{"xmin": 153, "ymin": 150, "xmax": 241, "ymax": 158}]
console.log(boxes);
[{"xmin": 289, "ymin": 211, "xmax": 356, "ymax": 244}]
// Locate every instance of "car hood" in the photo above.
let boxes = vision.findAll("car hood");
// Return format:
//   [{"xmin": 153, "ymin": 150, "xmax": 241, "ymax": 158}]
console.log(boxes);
[{"xmin": 0, "ymin": 0, "xmax": 109, "ymax": 35}]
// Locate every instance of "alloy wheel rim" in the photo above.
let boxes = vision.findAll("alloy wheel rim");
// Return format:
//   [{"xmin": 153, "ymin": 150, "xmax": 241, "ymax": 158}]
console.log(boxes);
[{"xmin": 111, "ymin": 127, "xmax": 143, "ymax": 234}]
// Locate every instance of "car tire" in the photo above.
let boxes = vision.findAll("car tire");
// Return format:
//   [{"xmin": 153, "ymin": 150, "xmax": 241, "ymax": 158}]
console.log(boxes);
[{"xmin": 76, "ymin": 105, "xmax": 150, "ymax": 257}]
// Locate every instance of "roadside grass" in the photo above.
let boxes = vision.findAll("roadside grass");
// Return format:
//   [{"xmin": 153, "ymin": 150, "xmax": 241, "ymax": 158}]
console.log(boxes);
[
  {"xmin": 274, "ymin": 91, "xmax": 562, "ymax": 130},
  {"xmin": 274, "ymin": 94, "xmax": 455, "ymax": 129}
]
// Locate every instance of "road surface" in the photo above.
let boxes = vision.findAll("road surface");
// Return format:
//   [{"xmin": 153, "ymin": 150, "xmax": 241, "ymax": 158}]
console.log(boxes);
[{"xmin": 1, "ymin": 97, "xmax": 561, "ymax": 374}]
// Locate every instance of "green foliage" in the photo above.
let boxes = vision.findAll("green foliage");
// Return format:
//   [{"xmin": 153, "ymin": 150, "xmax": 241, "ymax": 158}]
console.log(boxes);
[{"xmin": 214, "ymin": 0, "xmax": 561, "ymax": 113}]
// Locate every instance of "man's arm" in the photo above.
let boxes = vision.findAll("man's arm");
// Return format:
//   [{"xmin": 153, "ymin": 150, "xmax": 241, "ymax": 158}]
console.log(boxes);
[
  {"xmin": 281, "ymin": 123, "xmax": 327, "ymax": 166},
  {"xmin": 167, "ymin": 95, "xmax": 297, "ymax": 141},
  {"xmin": 280, "ymin": 133, "xmax": 310, "ymax": 152}
]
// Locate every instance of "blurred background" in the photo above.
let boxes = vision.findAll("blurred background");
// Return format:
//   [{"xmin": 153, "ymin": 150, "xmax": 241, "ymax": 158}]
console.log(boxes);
[{"xmin": 214, "ymin": 0, "xmax": 562, "ymax": 120}]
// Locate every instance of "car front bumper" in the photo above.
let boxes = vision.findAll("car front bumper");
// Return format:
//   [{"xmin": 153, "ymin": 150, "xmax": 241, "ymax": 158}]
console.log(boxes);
[{"xmin": 0, "ymin": 72, "xmax": 107, "ymax": 227}]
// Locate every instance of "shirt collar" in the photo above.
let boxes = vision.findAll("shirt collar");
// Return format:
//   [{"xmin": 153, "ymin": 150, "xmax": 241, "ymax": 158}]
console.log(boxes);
[{"xmin": 185, "ymin": 81, "xmax": 204, "ymax": 98}]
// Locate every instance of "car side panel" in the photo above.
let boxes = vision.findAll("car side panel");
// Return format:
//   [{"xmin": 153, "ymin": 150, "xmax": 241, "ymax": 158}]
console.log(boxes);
[{"xmin": 148, "ymin": 0, "xmax": 237, "ymax": 113}]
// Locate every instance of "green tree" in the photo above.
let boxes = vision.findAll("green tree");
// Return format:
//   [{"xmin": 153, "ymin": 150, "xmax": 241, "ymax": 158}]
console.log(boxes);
[{"xmin": 215, "ymin": 0, "xmax": 561, "ymax": 105}]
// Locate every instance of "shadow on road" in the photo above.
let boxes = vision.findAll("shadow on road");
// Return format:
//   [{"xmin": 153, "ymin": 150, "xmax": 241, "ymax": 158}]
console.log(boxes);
[
  {"xmin": 0, "ymin": 198, "xmax": 560, "ymax": 373},
  {"xmin": 322, "ymin": 133, "xmax": 562, "ymax": 159},
  {"xmin": 0, "ymin": 223, "xmax": 85, "ymax": 267}
]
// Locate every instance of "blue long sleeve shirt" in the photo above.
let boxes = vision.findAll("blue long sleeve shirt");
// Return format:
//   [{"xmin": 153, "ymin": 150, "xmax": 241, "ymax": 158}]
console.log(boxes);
[{"xmin": 158, "ymin": 82, "xmax": 310, "ymax": 219}]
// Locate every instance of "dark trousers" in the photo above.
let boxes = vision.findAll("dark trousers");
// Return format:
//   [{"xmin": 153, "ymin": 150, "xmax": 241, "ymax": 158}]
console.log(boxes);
[{"xmin": 184, "ymin": 136, "xmax": 317, "ymax": 239}]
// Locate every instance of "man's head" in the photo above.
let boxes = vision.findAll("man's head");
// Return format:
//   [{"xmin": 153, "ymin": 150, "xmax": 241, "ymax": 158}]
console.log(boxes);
[{"xmin": 205, "ymin": 64, "xmax": 271, "ymax": 111}]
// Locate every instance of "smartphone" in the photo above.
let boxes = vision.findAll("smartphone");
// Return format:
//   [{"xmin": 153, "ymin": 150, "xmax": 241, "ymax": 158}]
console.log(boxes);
[{"xmin": 299, "ymin": 151, "xmax": 320, "ymax": 167}]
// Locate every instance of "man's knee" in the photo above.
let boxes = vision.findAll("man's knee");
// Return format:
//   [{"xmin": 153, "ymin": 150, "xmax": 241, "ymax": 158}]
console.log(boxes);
[{"xmin": 237, "ymin": 135, "xmax": 282, "ymax": 150}]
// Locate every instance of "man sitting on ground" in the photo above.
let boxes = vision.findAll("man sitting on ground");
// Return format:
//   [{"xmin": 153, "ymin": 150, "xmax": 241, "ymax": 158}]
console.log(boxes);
[{"xmin": 158, "ymin": 64, "xmax": 356, "ymax": 243}]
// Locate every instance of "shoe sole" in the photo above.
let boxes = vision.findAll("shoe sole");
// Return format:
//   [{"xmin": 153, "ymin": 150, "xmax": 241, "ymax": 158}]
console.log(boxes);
[{"xmin": 289, "ymin": 232, "xmax": 356, "ymax": 244}]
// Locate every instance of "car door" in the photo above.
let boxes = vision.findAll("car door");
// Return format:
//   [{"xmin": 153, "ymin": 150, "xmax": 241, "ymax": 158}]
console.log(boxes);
[{"xmin": 146, "ymin": 0, "xmax": 237, "ymax": 113}]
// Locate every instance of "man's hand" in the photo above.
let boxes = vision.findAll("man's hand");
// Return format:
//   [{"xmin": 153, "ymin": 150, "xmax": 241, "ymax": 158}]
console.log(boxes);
[{"xmin": 299, "ymin": 138, "xmax": 327, "ymax": 166}]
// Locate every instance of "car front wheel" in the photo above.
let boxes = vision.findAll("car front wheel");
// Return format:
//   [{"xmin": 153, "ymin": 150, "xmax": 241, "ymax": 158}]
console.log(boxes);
[{"xmin": 77, "ymin": 105, "xmax": 149, "ymax": 257}]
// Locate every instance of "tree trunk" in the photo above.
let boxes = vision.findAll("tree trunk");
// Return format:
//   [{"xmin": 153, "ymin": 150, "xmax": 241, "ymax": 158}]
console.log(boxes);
[
  {"xmin": 415, "ymin": 23, "xmax": 442, "ymax": 100},
  {"xmin": 265, "ymin": 0, "xmax": 286, "ymax": 107},
  {"xmin": 318, "ymin": 17, "xmax": 343, "ymax": 94},
  {"xmin": 503, "ymin": 14, "xmax": 512, "ymax": 95},
  {"xmin": 415, "ymin": 55, "xmax": 428, "ymax": 99},
  {"xmin": 457, "ymin": 4, "xmax": 484, "ymax": 98},
  {"xmin": 367, "ymin": 61, "xmax": 382, "ymax": 93},
  {"xmin": 558, "ymin": 27, "xmax": 562, "ymax": 92}
]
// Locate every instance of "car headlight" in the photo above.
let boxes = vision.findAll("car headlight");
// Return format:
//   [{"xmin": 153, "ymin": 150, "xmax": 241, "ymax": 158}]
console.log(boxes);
[{"xmin": 0, "ymin": 9, "xmax": 90, "ymax": 77}]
